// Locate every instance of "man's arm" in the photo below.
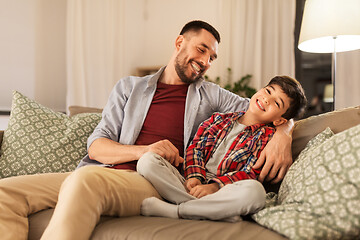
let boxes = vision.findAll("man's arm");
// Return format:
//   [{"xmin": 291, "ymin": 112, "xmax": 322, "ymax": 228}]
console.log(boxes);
[
  {"xmin": 88, "ymin": 138, "xmax": 184, "ymax": 167},
  {"xmin": 253, "ymin": 119, "xmax": 294, "ymax": 183}
]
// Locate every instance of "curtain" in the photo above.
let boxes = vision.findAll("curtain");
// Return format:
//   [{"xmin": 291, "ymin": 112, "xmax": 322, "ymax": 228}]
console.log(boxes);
[
  {"xmin": 217, "ymin": 0, "xmax": 296, "ymax": 90},
  {"xmin": 336, "ymin": 49, "xmax": 360, "ymax": 109},
  {"xmin": 66, "ymin": 0, "xmax": 296, "ymax": 109},
  {"xmin": 66, "ymin": 0, "xmax": 125, "ymax": 110}
]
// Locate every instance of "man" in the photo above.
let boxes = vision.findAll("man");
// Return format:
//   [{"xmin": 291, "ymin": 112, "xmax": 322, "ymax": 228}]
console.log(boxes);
[{"xmin": 0, "ymin": 20, "xmax": 292, "ymax": 240}]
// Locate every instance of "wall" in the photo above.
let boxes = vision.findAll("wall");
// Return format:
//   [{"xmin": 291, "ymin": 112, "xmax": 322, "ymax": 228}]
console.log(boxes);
[
  {"xmin": 0, "ymin": 0, "xmax": 36, "ymax": 111},
  {"xmin": 0, "ymin": 0, "xmax": 66, "ymax": 112},
  {"xmin": 122, "ymin": 0, "xmax": 222, "ymax": 77},
  {"xmin": 0, "ymin": 0, "xmax": 223, "ymax": 112},
  {"xmin": 336, "ymin": 49, "xmax": 360, "ymax": 109},
  {"xmin": 1, "ymin": 1, "xmax": 358, "ymax": 112}
]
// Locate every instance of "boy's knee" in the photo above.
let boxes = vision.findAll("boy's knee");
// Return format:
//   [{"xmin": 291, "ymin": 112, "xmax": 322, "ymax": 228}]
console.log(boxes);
[
  {"xmin": 137, "ymin": 152, "xmax": 164, "ymax": 177},
  {"xmin": 233, "ymin": 180, "xmax": 266, "ymax": 202}
]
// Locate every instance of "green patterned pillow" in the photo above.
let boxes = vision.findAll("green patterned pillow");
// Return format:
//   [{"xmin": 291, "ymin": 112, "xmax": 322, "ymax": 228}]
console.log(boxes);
[
  {"xmin": 0, "ymin": 91, "xmax": 101, "ymax": 178},
  {"xmin": 253, "ymin": 126, "xmax": 360, "ymax": 239}
]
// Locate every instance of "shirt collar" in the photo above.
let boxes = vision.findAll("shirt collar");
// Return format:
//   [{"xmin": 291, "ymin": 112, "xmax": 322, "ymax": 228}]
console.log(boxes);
[
  {"xmin": 147, "ymin": 66, "xmax": 166, "ymax": 87},
  {"xmin": 233, "ymin": 111, "xmax": 271, "ymax": 133}
]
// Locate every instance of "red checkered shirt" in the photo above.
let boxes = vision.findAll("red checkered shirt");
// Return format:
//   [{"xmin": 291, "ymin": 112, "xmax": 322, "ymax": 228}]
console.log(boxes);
[{"xmin": 184, "ymin": 112, "xmax": 275, "ymax": 188}]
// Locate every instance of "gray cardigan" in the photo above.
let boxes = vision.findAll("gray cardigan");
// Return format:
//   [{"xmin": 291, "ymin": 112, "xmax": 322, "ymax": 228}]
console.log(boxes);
[{"xmin": 77, "ymin": 67, "xmax": 249, "ymax": 168}]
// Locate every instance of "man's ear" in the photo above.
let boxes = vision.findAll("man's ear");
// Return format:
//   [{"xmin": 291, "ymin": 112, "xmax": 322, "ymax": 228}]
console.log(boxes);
[
  {"xmin": 273, "ymin": 117, "xmax": 287, "ymax": 127},
  {"xmin": 175, "ymin": 35, "xmax": 184, "ymax": 50}
]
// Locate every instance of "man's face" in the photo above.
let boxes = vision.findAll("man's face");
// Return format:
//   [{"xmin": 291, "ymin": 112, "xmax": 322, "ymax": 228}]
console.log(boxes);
[
  {"xmin": 248, "ymin": 84, "xmax": 291, "ymax": 126},
  {"xmin": 174, "ymin": 29, "xmax": 218, "ymax": 84}
]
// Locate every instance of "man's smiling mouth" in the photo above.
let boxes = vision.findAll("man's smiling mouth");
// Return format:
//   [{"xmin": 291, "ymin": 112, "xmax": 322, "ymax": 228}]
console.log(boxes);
[{"xmin": 191, "ymin": 62, "xmax": 202, "ymax": 74}]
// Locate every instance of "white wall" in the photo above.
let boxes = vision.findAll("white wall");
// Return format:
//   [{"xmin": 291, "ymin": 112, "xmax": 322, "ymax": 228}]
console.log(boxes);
[
  {"xmin": 1, "ymin": 0, "xmax": 358, "ymax": 112},
  {"xmin": 1, "ymin": 0, "xmax": 223, "ymax": 112},
  {"xmin": 336, "ymin": 49, "xmax": 360, "ymax": 109},
  {"xmin": 121, "ymin": 0, "xmax": 223, "ymax": 77},
  {"xmin": 0, "ymin": 0, "xmax": 66, "ymax": 112},
  {"xmin": 0, "ymin": 0, "xmax": 36, "ymax": 111}
]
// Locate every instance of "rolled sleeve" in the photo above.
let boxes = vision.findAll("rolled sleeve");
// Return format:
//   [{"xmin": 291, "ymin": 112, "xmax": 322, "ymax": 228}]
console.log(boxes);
[{"xmin": 86, "ymin": 80, "xmax": 128, "ymax": 150}]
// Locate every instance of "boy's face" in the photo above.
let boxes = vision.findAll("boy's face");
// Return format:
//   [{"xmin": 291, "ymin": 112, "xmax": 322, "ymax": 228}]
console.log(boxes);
[{"xmin": 248, "ymin": 84, "xmax": 290, "ymax": 126}]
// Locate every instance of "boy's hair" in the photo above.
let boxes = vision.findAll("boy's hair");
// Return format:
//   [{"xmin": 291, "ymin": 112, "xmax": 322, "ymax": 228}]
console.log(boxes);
[
  {"xmin": 267, "ymin": 76, "xmax": 307, "ymax": 120},
  {"xmin": 180, "ymin": 20, "xmax": 221, "ymax": 43}
]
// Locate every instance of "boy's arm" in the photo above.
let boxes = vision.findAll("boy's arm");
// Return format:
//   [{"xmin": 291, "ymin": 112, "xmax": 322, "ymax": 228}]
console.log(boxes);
[
  {"xmin": 253, "ymin": 119, "xmax": 294, "ymax": 183},
  {"xmin": 184, "ymin": 114, "xmax": 220, "ymax": 183},
  {"xmin": 209, "ymin": 127, "xmax": 274, "ymax": 188},
  {"xmin": 209, "ymin": 153, "xmax": 261, "ymax": 188}
]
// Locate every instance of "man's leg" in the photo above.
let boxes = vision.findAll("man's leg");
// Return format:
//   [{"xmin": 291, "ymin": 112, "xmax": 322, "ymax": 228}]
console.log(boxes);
[
  {"xmin": 41, "ymin": 165, "xmax": 161, "ymax": 240},
  {"xmin": 0, "ymin": 172, "xmax": 70, "ymax": 240},
  {"xmin": 178, "ymin": 179, "xmax": 266, "ymax": 221},
  {"xmin": 137, "ymin": 152, "xmax": 195, "ymax": 204}
]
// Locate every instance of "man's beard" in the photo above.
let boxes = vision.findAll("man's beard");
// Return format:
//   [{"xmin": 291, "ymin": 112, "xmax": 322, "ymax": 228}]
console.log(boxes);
[{"xmin": 174, "ymin": 52, "xmax": 204, "ymax": 84}]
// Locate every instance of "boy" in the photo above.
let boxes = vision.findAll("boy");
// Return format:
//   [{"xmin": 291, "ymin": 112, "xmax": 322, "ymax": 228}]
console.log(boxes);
[{"xmin": 136, "ymin": 76, "xmax": 307, "ymax": 222}]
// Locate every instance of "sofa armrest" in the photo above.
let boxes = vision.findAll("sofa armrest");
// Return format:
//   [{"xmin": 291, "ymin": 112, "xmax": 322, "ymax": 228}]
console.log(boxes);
[{"xmin": 0, "ymin": 130, "xmax": 3, "ymax": 147}]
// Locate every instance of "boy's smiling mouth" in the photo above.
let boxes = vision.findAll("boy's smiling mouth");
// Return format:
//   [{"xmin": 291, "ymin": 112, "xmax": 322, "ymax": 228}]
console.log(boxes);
[{"xmin": 256, "ymin": 99, "xmax": 265, "ymax": 111}]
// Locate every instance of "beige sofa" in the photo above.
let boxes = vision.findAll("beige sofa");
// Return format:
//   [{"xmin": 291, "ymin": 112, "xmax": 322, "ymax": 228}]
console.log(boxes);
[{"xmin": 1, "ymin": 105, "xmax": 360, "ymax": 240}]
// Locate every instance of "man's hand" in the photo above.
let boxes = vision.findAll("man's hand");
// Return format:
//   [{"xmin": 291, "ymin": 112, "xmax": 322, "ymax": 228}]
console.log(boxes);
[
  {"xmin": 188, "ymin": 183, "xmax": 219, "ymax": 198},
  {"xmin": 147, "ymin": 140, "xmax": 184, "ymax": 167},
  {"xmin": 253, "ymin": 120, "xmax": 294, "ymax": 183},
  {"xmin": 184, "ymin": 178, "xmax": 202, "ymax": 192}
]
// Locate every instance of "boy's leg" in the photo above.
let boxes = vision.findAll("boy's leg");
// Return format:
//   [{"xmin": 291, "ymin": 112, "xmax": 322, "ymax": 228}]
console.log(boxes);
[
  {"xmin": 137, "ymin": 152, "xmax": 195, "ymax": 204},
  {"xmin": 41, "ymin": 165, "xmax": 160, "ymax": 240},
  {"xmin": 0, "ymin": 172, "xmax": 70, "ymax": 240},
  {"xmin": 178, "ymin": 179, "xmax": 266, "ymax": 221}
]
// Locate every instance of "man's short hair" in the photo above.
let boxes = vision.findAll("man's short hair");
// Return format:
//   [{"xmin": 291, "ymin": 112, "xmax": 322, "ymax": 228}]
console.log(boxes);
[
  {"xmin": 180, "ymin": 20, "xmax": 221, "ymax": 43},
  {"xmin": 267, "ymin": 76, "xmax": 307, "ymax": 120}
]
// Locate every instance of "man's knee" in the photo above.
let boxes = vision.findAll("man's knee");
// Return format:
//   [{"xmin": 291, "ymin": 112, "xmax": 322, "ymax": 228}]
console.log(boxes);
[{"xmin": 61, "ymin": 166, "xmax": 106, "ymax": 193}]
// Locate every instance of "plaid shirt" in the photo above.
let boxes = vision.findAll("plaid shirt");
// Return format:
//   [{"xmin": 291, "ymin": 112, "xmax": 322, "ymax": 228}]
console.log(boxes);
[{"xmin": 184, "ymin": 112, "xmax": 275, "ymax": 188}]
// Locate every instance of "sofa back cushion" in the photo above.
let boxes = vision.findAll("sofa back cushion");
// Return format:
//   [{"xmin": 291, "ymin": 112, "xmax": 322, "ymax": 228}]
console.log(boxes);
[
  {"xmin": 0, "ymin": 91, "xmax": 101, "ymax": 179},
  {"xmin": 253, "ymin": 123, "xmax": 360, "ymax": 239},
  {"xmin": 292, "ymin": 106, "xmax": 360, "ymax": 160},
  {"xmin": 68, "ymin": 105, "xmax": 102, "ymax": 117}
]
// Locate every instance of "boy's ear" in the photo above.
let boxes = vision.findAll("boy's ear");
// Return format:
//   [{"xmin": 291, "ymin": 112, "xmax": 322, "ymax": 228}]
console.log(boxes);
[
  {"xmin": 175, "ymin": 35, "xmax": 184, "ymax": 50},
  {"xmin": 272, "ymin": 117, "xmax": 287, "ymax": 127}
]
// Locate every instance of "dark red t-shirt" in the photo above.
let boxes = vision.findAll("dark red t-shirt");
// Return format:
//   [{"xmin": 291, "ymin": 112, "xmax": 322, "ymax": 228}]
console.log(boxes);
[{"xmin": 110, "ymin": 81, "xmax": 189, "ymax": 171}]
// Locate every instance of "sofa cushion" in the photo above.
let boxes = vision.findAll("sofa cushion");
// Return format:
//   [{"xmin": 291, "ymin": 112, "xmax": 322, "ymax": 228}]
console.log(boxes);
[
  {"xmin": 0, "ymin": 91, "xmax": 101, "ymax": 179},
  {"xmin": 28, "ymin": 209, "xmax": 287, "ymax": 240},
  {"xmin": 253, "ymin": 125, "xmax": 360, "ymax": 239},
  {"xmin": 68, "ymin": 105, "xmax": 102, "ymax": 117},
  {"xmin": 291, "ymin": 105, "xmax": 360, "ymax": 160}
]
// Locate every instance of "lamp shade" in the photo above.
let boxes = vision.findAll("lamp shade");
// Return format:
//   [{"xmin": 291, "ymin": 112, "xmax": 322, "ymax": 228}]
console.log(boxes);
[{"xmin": 298, "ymin": 0, "xmax": 360, "ymax": 53}]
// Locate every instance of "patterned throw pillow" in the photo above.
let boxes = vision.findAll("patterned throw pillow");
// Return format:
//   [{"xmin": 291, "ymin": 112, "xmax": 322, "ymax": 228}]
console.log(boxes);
[
  {"xmin": 253, "ymin": 126, "xmax": 360, "ymax": 239},
  {"xmin": 0, "ymin": 91, "xmax": 101, "ymax": 178}
]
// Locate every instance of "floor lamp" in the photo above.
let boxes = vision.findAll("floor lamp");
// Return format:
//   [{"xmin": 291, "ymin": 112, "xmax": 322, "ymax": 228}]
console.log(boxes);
[{"xmin": 298, "ymin": 0, "xmax": 360, "ymax": 110}]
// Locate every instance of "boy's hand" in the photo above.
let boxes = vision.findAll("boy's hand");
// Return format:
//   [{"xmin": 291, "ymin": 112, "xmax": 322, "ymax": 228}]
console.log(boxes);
[
  {"xmin": 254, "ymin": 129, "xmax": 292, "ymax": 183},
  {"xmin": 189, "ymin": 183, "xmax": 219, "ymax": 198},
  {"xmin": 184, "ymin": 178, "xmax": 202, "ymax": 192},
  {"xmin": 147, "ymin": 140, "xmax": 184, "ymax": 167}
]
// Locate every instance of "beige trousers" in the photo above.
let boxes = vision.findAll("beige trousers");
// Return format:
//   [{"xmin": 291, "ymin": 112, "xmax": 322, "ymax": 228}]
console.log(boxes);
[{"xmin": 0, "ymin": 166, "xmax": 160, "ymax": 240}]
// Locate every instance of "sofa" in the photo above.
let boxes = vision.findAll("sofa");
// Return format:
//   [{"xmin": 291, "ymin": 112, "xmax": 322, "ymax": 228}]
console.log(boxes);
[{"xmin": 1, "ymin": 91, "xmax": 360, "ymax": 240}]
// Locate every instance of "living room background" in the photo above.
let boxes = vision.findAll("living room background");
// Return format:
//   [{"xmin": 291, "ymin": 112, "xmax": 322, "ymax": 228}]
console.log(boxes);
[{"xmin": 0, "ymin": 0, "xmax": 359, "ymax": 116}]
